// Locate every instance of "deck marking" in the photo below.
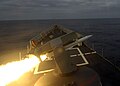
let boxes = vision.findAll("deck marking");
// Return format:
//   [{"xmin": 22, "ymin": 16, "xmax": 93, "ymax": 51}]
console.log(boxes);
[
  {"xmin": 76, "ymin": 48, "xmax": 89, "ymax": 66},
  {"xmin": 66, "ymin": 47, "xmax": 89, "ymax": 66},
  {"xmin": 84, "ymin": 51, "xmax": 96, "ymax": 55},
  {"xmin": 70, "ymin": 54, "xmax": 77, "ymax": 57},
  {"xmin": 34, "ymin": 63, "xmax": 54, "ymax": 74}
]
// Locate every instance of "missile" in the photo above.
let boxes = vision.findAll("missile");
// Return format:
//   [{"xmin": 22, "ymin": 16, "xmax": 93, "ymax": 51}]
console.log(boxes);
[{"xmin": 64, "ymin": 35, "xmax": 92, "ymax": 49}]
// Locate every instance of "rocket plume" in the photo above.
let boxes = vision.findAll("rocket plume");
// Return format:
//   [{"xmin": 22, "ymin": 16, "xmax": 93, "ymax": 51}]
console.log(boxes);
[{"xmin": 0, "ymin": 54, "xmax": 40, "ymax": 86}]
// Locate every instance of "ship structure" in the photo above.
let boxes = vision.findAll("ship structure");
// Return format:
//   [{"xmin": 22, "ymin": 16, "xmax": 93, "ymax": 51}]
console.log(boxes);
[{"xmin": 26, "ymin": 25, "xmax": 120, "ymax": 86}]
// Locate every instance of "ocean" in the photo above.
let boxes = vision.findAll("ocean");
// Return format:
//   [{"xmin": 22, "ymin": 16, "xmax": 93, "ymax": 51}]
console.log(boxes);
[{"xmin": 0, "ymin": 18, "xmax": 120, "ymax": 67}]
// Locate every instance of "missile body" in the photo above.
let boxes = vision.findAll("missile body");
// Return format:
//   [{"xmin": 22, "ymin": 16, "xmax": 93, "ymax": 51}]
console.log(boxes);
[{"xmin": 65, "ymin": 35, "xmax": 92, "ymax": 49}]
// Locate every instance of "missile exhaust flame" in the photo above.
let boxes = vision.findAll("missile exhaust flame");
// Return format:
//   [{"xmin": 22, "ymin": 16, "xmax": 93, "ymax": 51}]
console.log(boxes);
[
  {"xmin": 0, "ymin": 54, "xmax": 40, "ymax": 86},
  {"xmin": 40, "ymin": 54, "xmax": 47, "ymax": 61}
]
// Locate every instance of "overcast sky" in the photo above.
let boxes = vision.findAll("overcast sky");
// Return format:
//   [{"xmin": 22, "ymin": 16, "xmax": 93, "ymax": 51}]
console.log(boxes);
[{"xmin": 0, "ymin": 0, "xmax": 120, "ymax": 20}]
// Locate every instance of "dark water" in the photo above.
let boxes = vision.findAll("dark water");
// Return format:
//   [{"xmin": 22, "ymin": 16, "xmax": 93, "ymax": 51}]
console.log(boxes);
[{"xmin": 0, "ymin": 18, "xmax": 120, "ymax": 67}]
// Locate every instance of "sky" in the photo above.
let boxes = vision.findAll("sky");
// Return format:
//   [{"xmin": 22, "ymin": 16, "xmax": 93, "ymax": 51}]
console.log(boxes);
[{"xmin": 0, "ymin": 0, "xmax": 120, "ymax": 20}]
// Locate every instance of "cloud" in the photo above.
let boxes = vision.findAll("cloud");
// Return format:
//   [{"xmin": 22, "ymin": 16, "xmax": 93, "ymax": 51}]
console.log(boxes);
[{"xmin": 0, "ymin": 0, "xmax": 120, "ymax": 20}]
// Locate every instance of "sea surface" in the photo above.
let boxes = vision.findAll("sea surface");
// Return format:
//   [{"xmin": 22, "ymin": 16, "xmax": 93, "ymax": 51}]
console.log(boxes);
[{"xmin": 0, "ymin": 18, "xmax": 120, "ymax": 67}]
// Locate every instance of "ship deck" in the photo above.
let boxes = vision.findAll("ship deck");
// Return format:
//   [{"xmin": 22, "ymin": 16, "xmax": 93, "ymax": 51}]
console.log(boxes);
[
  {"xmin": 77, "ymin": 43, "xmax": 120, "ymax": 86},
  {"xmin": 34, "ymin": 42, "xmax": 120, "ymax": 86},
  {"xmin": 29, "ymin": 25, "xmax": 120, "ymax": 86}
]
